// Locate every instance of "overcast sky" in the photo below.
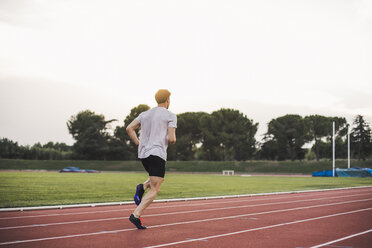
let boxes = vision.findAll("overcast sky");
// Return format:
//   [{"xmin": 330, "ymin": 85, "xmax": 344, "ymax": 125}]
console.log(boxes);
[{"xmin": 1, "ymin": 0, "xmax": 371, "ymax": 146}]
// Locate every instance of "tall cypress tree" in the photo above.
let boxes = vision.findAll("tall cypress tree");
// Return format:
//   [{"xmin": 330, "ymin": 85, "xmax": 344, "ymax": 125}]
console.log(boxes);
[{"xmin": 351, "ymin": 115, "xmax": 372, "ymax": 160}]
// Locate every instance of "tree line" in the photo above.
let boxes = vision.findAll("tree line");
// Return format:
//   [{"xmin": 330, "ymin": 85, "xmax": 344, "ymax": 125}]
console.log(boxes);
[
  {"xmin": 1, "ymin": 105, "xmax": 371, "ymax": 161},
  {"xmin": 0, "ymin": 139, "xmax": 73, "ymax": 160}
]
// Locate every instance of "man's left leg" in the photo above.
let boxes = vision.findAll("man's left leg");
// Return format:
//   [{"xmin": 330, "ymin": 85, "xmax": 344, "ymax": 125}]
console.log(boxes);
[{"xmin": 134, "ymin": 178, "xmax": 151, "ymax": 206}]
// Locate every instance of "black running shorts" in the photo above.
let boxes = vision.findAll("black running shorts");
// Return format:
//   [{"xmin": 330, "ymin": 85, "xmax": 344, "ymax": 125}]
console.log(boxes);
[{"xmin": 141, "ymin": 155, "xmax": 166, "ymax": 178}]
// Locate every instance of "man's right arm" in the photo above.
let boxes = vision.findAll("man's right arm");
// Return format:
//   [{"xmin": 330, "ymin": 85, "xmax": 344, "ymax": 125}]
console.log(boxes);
[
  {"xmin": 126, "ymin": 119, "xmax": 140, "ymax": 146},
  {"xmin": 167, "ymin": 127, "xmax": 176, "ymax": 144}
]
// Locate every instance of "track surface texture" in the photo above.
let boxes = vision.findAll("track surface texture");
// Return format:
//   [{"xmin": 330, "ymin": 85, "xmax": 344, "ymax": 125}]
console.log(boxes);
[{"xmin": 0, "ymin": 187, "xmax": 371, "ymax": 247}]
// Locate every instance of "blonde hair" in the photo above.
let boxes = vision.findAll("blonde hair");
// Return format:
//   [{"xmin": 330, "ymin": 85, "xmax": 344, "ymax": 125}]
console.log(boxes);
[{"xmin": 155, "ymin": 89, "xmax": 171, "ymax": 104}]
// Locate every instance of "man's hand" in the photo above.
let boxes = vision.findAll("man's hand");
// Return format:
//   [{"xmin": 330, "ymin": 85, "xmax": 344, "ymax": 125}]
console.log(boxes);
[{"xmin": 126, "ymin": 119, "xmax": 140, "ymax": 146}]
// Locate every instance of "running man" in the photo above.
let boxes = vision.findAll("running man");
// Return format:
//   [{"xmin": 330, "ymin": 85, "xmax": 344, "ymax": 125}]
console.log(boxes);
[{"xmin": 126, "ymin": 89, "xmax": 177, "ymax": 229}]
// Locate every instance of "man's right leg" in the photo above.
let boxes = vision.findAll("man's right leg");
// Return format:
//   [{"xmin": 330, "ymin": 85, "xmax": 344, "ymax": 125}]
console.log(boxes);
[
  {"xmin": 130, "ymin": 155, "xmax": 165, "ymax": 229},
  {"xmin": 129, "ymin": 176, "xmax": 163, "ymax": 229},
  {"xmin": 133, "ymin": 176, "xmax": 164, "ymax": 218}
]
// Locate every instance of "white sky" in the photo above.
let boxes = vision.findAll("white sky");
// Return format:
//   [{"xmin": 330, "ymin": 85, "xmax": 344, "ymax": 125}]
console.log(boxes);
[{"xmin": 1, "ymin": 0, "xmax": 372, "ymax": 146}]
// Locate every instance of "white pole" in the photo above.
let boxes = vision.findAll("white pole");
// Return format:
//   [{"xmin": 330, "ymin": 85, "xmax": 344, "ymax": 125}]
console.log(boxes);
[
  {"xmin": 348, "ymin": 125, "xmax": 350, "ymax": 169},
  {"xmin": 333, "ymin": 121, "xmax": 335, "ymax": 177}
]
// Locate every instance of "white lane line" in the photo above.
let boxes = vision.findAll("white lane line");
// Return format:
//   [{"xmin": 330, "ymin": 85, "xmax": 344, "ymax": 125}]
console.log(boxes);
[
  {"xmin": 1, "ymin": 193, "xmax": 371, "ymax": 230},
  {"xmin": 0, "ymin": 199, "xmax": 371, "ymax": 246},
  {"xmin": 4, "ymin": 186, "xmax": 370, "ymax": 212},
  {"xmin": 309, "ymin": 229, "xmax": 372, "ymax": 248},
  {"xmin": 2, "ymin": 186, "xmax": 370, "ymax": 213},
  {"xmin": 0, "ymin": 195, "xmax": 291, "ymax": 220},
  {"xmin": 0, "ymin": 191, "xmax": 339, "ymax": 220},
  {"xmin": 0, "ymin": 228, "xmax": 137, "ymax": 246},
  {"xmin": 144, "ymin": 208, "xmax": 372, "ymax": 248},
  {"xmin": 1, "ymin": 189, "xmax": 371, "ymax": 220}
]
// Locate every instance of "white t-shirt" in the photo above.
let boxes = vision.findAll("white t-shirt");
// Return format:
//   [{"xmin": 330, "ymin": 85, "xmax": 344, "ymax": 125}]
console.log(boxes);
[{"xmin": 136, "ymin": 107, "xmax": 177, "ymax": 161}]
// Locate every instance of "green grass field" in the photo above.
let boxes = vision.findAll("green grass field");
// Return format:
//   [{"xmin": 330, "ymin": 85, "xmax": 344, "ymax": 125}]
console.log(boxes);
[
  {"xmin": 1, "ymin": 159, "xmax": 372, "ymax": 174},
  {"xmin": 0, "ymin": 171, "xmax": 371, "ymax": 208}
]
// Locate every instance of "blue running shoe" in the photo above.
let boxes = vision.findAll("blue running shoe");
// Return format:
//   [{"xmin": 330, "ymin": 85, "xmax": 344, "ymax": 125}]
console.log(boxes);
[
  {"xmin": 129, "ymin": 214, "xmax": 147, "ymax": 229},
  {"xmin": 134, "ymin": 184, "xmax": 144, "ymax": 206}
]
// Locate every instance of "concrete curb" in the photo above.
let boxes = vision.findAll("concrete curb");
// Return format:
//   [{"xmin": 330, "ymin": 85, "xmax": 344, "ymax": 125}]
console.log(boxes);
[{"xmin": 1, "ymin": 186, "xmax": 371, "ymax": 212}]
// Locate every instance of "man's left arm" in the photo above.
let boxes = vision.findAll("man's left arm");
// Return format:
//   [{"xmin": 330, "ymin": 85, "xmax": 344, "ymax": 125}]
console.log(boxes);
[{"xmin": 126, "ymin": 119, "xmax": 141, "ymax": 146}]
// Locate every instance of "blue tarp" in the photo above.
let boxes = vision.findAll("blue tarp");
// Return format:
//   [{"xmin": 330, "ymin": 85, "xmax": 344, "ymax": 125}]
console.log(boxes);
[
  {"xmin": 312, "ymin": 170, "xmax": 334, "ymax": 177},
  {"xmin": 60, "ymin": 167, "xmax": 100, "ymax": 173},
  {"xmin": 312, "ymin": 167, "xmax": 372, "ymax": 177},
  {"xmin": 336, "ymin": 168, "xmax": 372, "ymax": 177}
]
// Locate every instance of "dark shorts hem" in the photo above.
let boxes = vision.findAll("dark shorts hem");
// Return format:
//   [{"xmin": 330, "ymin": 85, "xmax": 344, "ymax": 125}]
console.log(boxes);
[{"xmin": 141, "ymin": 155, "xmax": 166, "ymax": 178}]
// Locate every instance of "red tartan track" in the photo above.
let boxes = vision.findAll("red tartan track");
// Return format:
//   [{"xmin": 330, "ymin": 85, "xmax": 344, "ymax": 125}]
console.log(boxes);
[{"xmin": 0, "ymin": 187, "xmax": 371, "ymax": 248}]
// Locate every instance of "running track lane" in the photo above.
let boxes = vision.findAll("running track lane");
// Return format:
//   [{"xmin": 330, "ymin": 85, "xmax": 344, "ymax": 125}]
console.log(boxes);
[{"xmin": 0, "ymin": 187, "xmax": 371, "ymax": 248}]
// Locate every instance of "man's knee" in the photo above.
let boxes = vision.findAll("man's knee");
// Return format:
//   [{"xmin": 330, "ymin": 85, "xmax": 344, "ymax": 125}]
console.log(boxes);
[
  {"xmin": 150, "ymin": 177, "xmax": 164, "ymax": 193},
  {"xmin": 150, "ymin": 176, "xmax": 164, "ymax": 184},
  {"xmin": 144, "ymin": 179, "xmax": 151, "ymax": 189},
  {"xmin": 152, "ymin": 181, "xmax": 163, "ymax": 192}
]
